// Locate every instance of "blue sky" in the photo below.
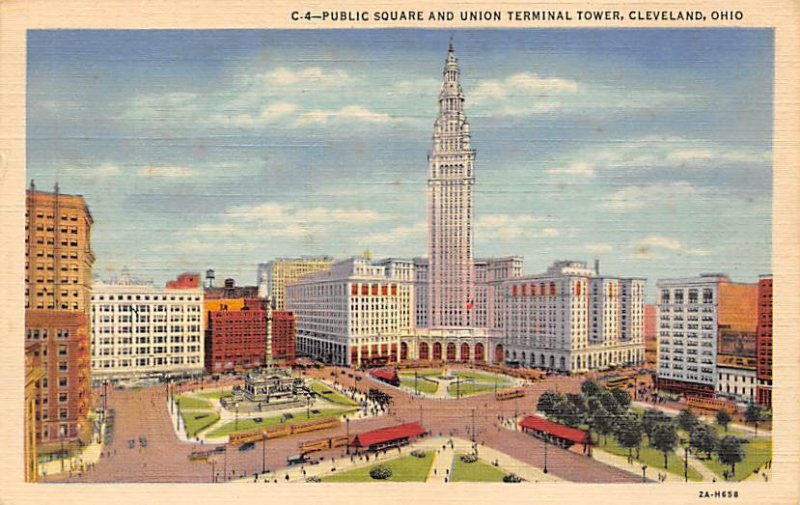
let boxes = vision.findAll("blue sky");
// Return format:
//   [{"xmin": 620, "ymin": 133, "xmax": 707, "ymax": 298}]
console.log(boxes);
[{"xmin": 27, "ymin": 29, "xmax": 773, "ymax": 299}]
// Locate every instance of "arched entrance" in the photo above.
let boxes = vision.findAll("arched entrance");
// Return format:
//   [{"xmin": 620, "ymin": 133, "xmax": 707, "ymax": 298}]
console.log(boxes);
[
  {"xmin": 460, "ymin": 343, "xmax": 470, "ymax": 362},
  {"xmin": 474, "ymin": 343, "xmax": 485, "ymax": 362},
  {"xmin": 446, "ymin": 343, "xmax": 457, "ymax": 361},
  {"xmin": 433, "ymin": 342, "xmax": 442, "ymax": 361},
  {"xmin": 549, "ymin": 355, "xmax": 555, "ymax": 368},
  {"xmin": 400, "ymin": 342, "xmax": 408, "ymax": 361},
  {"xmin": 419, "ymin": 342, "xmax": 429, "ymax": 360},
  {"xmin": 495, "ymin": 344, "xmax": 504, "ymax": 364},
  {"xmin": 560, "ymin": 356, "xmax": 566, "ymax": 370}
]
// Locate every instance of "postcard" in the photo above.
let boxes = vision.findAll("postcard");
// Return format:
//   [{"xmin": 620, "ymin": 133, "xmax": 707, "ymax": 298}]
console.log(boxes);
[{"xmin": 1, "ymin": 1, "xmax": 798, "ymax": 504}]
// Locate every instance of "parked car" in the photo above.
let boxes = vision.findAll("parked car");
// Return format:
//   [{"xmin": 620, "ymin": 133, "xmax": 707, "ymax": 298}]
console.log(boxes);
[{"xmin": 239, "ymin": 442, "xmax": 255, "ymax": 452}]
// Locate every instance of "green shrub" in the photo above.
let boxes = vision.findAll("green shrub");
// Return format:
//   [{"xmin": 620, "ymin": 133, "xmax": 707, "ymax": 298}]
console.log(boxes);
[
  {"xmin": 369, "ymin": 465, "xmax": 393, "ymax": 480},
  {"xmin": 503, "ymin": 473, "xmax": 523, "ymax": 483}
]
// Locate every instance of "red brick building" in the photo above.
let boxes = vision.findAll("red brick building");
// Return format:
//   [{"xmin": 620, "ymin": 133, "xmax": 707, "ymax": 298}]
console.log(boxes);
[
  {"xmin": 204, "ymin": 299, "xmax": 267, "ymax": 373},
  {"xmin": 644, "ymin": 304, "xmax": 657, "ymax": 366},
  {"xmin": 756, "ymin": 275, "xmax": 773, "ymax": 408},
  {"xmin": 166, "ymin": 272, "xmax": 200, "ymax": 289},
  {"xmin": 271, "ymin": 311, "xmax": 296, "ymax": 364},
  {"xmin": 25, "ymin": 311, "xmax": 91, "ymax": 450}
]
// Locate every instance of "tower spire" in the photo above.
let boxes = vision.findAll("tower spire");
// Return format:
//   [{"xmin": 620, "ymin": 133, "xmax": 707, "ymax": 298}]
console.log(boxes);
[{"xmin": 427, "ymin": 42, "xmax": 476, "ymax": 328}]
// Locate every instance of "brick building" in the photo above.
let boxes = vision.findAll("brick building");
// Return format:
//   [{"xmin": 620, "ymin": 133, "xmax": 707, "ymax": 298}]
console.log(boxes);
[
  {"xmin": 270, "ymin": 311, "xmax": 296, "ymax": 364},
  {"xmin": 25, "ymin": 311, "xmax": 91, "ymax": 449},
  {"xmin": 24, "ymin": 183, "xmax": 94, "ymax": 457},
  {"xmin": 756, "ymin": 275, "xmax": 773, "ymax": 408},
  {"xmin": 204, "ymin": 298, "xmax": 267, "ymax": 373},
  {"xmin": 644, "ymin": 304, "xmax": 658, "ymax": 366},
  {"xmin": 166, "ymin": 272, "xmax": 201, "ymax": 290}
]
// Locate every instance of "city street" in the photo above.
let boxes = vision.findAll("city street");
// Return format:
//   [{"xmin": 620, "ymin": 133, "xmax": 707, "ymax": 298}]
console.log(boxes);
[{"xmin": 47, "ymin": 367, "xmax": 641, "ymax": 483}]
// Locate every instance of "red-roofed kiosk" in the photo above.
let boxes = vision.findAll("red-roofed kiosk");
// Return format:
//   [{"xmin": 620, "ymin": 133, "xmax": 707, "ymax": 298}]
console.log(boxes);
[
  {"xmin": 349, "ymin": 422, "xmax": 426, "ymax": 453},
  {"xmin": 519, "ymin": 415, "xmax": 592, "ymax": 455}
]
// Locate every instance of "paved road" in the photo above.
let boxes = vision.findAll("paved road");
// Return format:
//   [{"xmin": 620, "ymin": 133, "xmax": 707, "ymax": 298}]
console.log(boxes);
[{"xmin": 52, "ymin": 366, "xmax": 641, "ymax": 483}]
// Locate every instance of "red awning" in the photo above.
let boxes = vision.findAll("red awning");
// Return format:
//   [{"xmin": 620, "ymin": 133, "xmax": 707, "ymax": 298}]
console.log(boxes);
[
  {"xmin": 370, "ymin": 368, "xmax": 398, "ymax": 383},
  {"xmin": 350, "ymin": 422, "xmax": 425, "ymax": 448},
  {"xmin": 519, "ymin": 415, "xmax": 590, "ymax": 444}
]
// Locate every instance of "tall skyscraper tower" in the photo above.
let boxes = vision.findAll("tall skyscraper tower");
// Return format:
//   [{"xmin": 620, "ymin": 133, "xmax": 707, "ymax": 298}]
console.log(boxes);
[{"xmin": 428, "ymin": 40, "xmax": 476, "ymax": 327}]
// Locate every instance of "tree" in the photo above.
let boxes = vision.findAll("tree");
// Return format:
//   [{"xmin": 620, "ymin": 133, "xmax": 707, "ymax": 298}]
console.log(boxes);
[
  {"xmin": 689, "ymin": 424, "xmax": 719, "ymax": 460},
  {"xmin": 649, "ymin": 422, "xmax": 678, "ymax": 469},
  {"xmin": 588, "ymin": 399, "xmax": 614, "ymax": 445},
  {"xmin": 553, "ymin": 398, "xmax": 582, "ymax": 427},
  {"xmin": 610, "ymin": 388, "xmax": 632, "ymax": 410},
  {"xmin": 744, "ymin": 402, "xmax": 763, "ymax": 437},
  {"xmin": 537, "ymin": 391, "xmax": 563, "ymax": 418},
  {"xmin": 715, "ymin": 409, "xmax": 732, "ymax": 433},
  {"xmin": 581, "ymin": 379, "xmax": 601, "ymax": 397},
  {"xmin": 598, "ymin": 389, "xmax": 622, "ymax": 416},
  {"xmin": 642, "ymin": 408, "xmax": 670, "ymax": 439},
  {"xmin": 615, "ymin": 415, "xmax": 644, "ymax": 459},
  {"xmin": 717, "ymin": 435, "xmax": 744, "ymax": 479},
  {"xmin": 676, "ymin": 408, "xmax": 699, "ymax": 433}
]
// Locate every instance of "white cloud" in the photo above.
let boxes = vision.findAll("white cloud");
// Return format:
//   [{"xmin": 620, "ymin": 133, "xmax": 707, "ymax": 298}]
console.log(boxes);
[
  {"xmin": 138, "ymin": 166, "xmax": 194, "ymax": 178},
  {"xmin": 295, "ymin": 105, "xmax": 395, "ymax": 126},
  {"xmin": 262, "ymin": 67, "xmax": 351, "ymax": 86},
  {"xmin": 603, "ymin": 181, "xmax": 703, "ymax": 211},
  {"xmin": 563, "ymin": 136, "xmax": 770, "ymax": 175},
  {"xmin": 95, "ymin": 163, "xmax": 121, "ymax": 176},
  {"xmin": 260, "ymin": 102, "xmax": 298, "ymax": 120},
  {"xmin": 631, "ymin": 235, "xmax": 710, "ymax": 260},
  {"xmin": 585, "ymin": 243, "xmax": 613, "ymax": 254},
  {"xmin": 472, "ymin": 72, "xmax": 578, "ymax": 104},
  {"xmin": 547, "ymin": 162, "xmax": 595, "ymax": 177},
  {"xmin": 359, "ymin": 221, "xmax": 426, "ymax": 246},
  {"xmin": 225, "ymin": 201, "xmax": 381, "ymax": 225},
  {"xmin": 475, "ymin": 214, "xmax": 551, "ymax": 241}
]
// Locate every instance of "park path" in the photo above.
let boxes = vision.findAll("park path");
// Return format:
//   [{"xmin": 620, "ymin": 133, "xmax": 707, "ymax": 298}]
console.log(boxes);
[
  {"xmin": 687, "ymin": 452, "xmax": 719, "ymax": 482},
  {"xmin": 427, "ymin": 442, "xmax": 455, "ymax": 482}
]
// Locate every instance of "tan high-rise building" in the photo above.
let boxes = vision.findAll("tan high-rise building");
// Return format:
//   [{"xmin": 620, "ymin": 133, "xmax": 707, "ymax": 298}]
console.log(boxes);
[
  {"xmin": 24, "ymin": 182, "xmax": 95, "ymax": 459},
  {"xmin": 257, "ymin": 256, "xmax": 333, "ymax": 310}
]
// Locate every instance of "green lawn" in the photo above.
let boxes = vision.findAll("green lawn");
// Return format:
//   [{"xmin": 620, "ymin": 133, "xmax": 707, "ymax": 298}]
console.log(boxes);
[
  {"xmin": 448, "ymin": 382, "xmax": 510, "ymax": 397},
  {"xmin": 309, "ymin": 381, "xmax": 359, "ymax": 406},
  {"xmin": 399, "ymin": 369, "xmax": 443, "ymax": 379},
  {"xmin": 177, "ymin": 395, "xmax": 213, "ymax": 410},
  {"xmin": 205, "ymin": 407, "xmax": 356, "ymax": 438},
  {"xmin": 399, "ymin": 377, "xmax": 439, "ymax": 395},
  {"xmin": 323, "ymin": 451, "xmax": 435, "ymax": 482},
  {"xmin": 182, "ymin": 411, "xmax": 220, "ymax": 438},
  {"xmin": 596, "ymin": 434, "xmax": 703, "ymax": 481},
  {"xmin": 452, "ymin": 370, "xmax": 508, "ymax": 383},
  {"xmin": 198, "ymin": 389, "xmax": 232, "ymax": 400},
  {"xmin": 696, "ymin": 435, "xmax": 771, "ymax": 481},
  {"xmin": 451, "ymin": 455, "xmax": 507, "ymax": 482}
]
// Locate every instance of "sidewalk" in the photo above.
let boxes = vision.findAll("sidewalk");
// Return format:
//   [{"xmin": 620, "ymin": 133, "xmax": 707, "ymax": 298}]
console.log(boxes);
[
  {"xmin": 39, "ymin": 419, "xmax": 106, "ymax": 478},
  {"xmin": 230, "ymin": 436, "xmax": 557, "ymax": 484}
]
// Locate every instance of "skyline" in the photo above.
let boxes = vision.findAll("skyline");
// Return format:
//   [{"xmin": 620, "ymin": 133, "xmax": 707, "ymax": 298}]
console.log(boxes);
[{"xmin": 27, "ymin": 29, "xmax": 773, "ymax": 296}]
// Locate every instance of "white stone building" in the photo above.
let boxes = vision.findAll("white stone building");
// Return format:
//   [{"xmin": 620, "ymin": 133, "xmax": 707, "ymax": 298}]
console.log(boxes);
[
  {"xmin": 286, "ymin": 257, "xmax": 414, "ymax": 367},
  {"xmin": 90, "ymin": 277, "xmax": 204, "ymax": 381},
  {"xmin": 502, "ymin": 261, "xmax": 645, "ymax": 372},
  {"xmin": 716, "ymin": 357, "xmax": 758, "ymax": 404},
  {"xmin": 256, "ymin": 256, "xmax": 333, "ymax": 309},
  {"xmin": 656, "ymin": 275, "xmax": 722, "ymax": 396}
]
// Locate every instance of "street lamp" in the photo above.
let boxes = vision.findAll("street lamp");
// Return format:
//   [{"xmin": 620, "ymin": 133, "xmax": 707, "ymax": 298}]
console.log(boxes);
[
  {"xmin": 261, "ymin": 433, "xmax": 267, "ymax": 474},
  {"xmin": 346, "ymin": 417, "xmax": 351, "ymax": 455},
  {"xmin": 680, "ymin": 437, "xmax": 690, "ymax": 483},
  {"xmin": 543, "ymin": 435, "xmax": 548, "ymax": 474},
  {"xmin": 642, "ymin": 464, "xmax": 647, "ymax": 483}
]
